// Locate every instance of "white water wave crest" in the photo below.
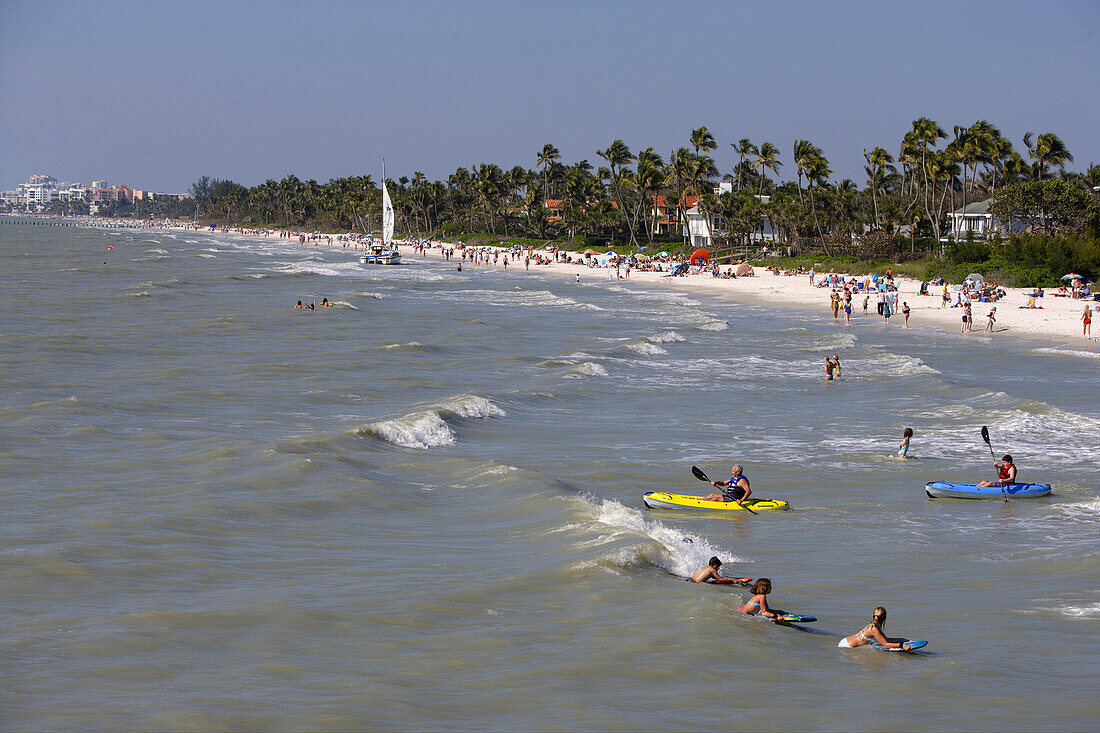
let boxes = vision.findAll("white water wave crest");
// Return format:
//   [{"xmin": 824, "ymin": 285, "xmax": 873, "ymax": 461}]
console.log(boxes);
[
  {"xmin": 627, "ymin": 342, "xmax": 669, "ymax": 356},
  {"xmin": 354, "ymin": 394, "xmax": 504, "ymax": 449},
  {"xmin": 1031, "ymin": 347, "xmax": 1100, "ymax": 361},
  {"xmin": 571, "ymin": 498, "xmax": 744, "ymax": 578},
  {"xmin": 648, "ymin": 331, "xmax": 686, "ymax": 344},
  {"xmin": 565, "ymin": 362, "xmax": 609, "ymax": 379}
]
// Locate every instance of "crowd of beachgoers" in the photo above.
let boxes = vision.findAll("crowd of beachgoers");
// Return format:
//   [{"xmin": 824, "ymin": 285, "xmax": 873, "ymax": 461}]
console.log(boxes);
[{"xmin": 29, "ymin": 215, "xmax": 1096, "ymax": 342}]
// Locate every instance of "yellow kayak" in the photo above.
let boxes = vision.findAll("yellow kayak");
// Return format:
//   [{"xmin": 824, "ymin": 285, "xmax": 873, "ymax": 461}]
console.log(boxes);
[{"xmin": 643, "ymin": 492, "xmax": 790, "ymax": 511}]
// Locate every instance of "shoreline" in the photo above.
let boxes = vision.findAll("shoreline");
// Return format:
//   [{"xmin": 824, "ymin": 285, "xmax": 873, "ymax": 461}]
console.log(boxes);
[{"xmin": 10, "ymin": 214, "xmax": 1096, "ymax": 346}]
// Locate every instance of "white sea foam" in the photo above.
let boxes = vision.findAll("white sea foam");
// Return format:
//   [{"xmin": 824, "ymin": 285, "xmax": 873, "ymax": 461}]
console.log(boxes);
[
  {"xmin": 438, "ymin": 394, "xmax": 506, "ymax": 419},
  {"xmin": 1057, "ymin": 602, "xmax": 1100, "ymax": 619},
  {"xmin": 1031, "ymin": 347, "xmax": 1100, "ymax": 360},
  {"xmin": 369, "ymin": 413, "xmax": 456, "ymax": 449},
  {"xmin": 358, "ymin": 395, "xmax": 504, "ymax": 449},
  {"xmin": 627, "ymin": 342, "xmax": 668, "ymax": 356},
  {"xmin": 565, "ymin": 362, "xmax": 609, "ymax": 378},
  {"xmin": 198, "ymin": 253, "xmax": 217, "ymax": 258},
  {"xmin": 648, "ymin": 331, "xmax": 685, "ymax": 344},
  {"xmin": 146, "ymin": 248, "xmax": 168, "ymax": 254},
  {"xmin": 586, "ymin": 499, "xmax": 744, "ymax": 578},
  {"xmin": 359, "ymin": 291, "xmax": 387, "ymax": 299},
  {"xmin": 695, "ymin": 319, "xmax": 730, "ymax": 332}
]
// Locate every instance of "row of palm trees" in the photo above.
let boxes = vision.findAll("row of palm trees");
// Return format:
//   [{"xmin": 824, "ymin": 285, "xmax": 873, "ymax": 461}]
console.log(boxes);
[{"xmin": 190, "ymin": 120, "xmax": 1089, "ymax": 252}]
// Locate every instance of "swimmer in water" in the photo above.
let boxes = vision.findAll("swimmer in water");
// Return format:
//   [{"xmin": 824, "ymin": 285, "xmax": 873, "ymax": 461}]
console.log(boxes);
[
  {"xmin": 688, "ymin": 557, "xmax": 750, "ymax": 585},
  {"xmin": 740, "ymin": 578, "xmax": 785, "ymax": 619},
  {"xmin": 838, "ymin": 607, "xmax": 915, "ymax": 650}
]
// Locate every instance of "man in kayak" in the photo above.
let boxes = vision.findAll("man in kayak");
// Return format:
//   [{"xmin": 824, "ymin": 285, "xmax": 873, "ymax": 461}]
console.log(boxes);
[
  {"xmin": 688, "ymin": 557, "xmax": 749, "ymax": 585},
  {"xmin": 703, "ymin": 465, "xmax": 751, "ymax": 506},
  {"xmin": 977, "ymin": 454, "xmax": 1016, "ymax": 487}
]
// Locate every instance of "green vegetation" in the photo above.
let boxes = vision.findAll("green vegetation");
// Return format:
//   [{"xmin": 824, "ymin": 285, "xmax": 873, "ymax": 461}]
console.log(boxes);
[{"xmin": 43, "ymin": 117, "xmax": 1097, "ymax": 287}]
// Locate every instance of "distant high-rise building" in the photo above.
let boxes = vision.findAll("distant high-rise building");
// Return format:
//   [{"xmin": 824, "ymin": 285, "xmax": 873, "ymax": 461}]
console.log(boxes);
[
  {"xmin": 92, "ymin": 180, "xmax": 109, "ymax": 190},
  {"xmin": 29, "ymin": 174, "xmax": 57, "ymax": 186}
]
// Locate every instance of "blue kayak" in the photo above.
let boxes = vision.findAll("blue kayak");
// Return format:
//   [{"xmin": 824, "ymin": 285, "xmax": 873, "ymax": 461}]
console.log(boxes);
[{"xmin": 925, "ymin": 481, "xmax": 1051, "ymax": 499}]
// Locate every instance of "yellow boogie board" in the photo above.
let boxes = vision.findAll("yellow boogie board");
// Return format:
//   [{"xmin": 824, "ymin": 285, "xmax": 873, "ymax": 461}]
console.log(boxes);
[{"xmin": 643, "ymin": 492, "xmax": 790, "ymax": 512}]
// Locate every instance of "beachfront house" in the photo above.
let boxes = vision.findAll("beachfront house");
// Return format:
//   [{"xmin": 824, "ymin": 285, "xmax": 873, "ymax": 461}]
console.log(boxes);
[{"xmin": 946, "ymin": 198, "xmax": 1034, "ymax": 241}]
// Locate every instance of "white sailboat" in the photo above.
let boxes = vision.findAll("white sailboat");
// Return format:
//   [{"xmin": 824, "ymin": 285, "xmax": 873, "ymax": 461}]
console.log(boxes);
[{"xmin": 360, "ymin": 161, "xmax": 401, "ymax": 265}]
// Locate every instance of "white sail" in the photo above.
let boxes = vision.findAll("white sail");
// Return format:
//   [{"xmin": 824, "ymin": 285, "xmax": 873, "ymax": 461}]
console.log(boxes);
[{"xmin": 382, "ymin": 170, "xmax": 395, "ymax": 247}]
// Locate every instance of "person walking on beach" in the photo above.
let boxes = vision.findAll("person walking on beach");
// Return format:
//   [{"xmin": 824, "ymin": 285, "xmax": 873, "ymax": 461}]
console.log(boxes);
[
  {"xmin": 703, "ymin": 465, "xmax": 752, "ymax": 506},
  {"xmin": 863, "ymin": 294, "xmax": 869, "ymax": 316},
  {"xmin": 877, "ymin": 290, "xmax": 886, "ymax": 316},
  {"xmin": 941, "ymin": 284, "xmax": 949, "ymax": 308},
  {"xmin": 902, "ymin": 302, "xmax": 911, "ymax": 328},
  {"xmin": 689, "ymin": 557, "xmax": 749, "ymax": 585},
  {"xmin": 831, "ymin": 290, "xmax": 841, "ymax": 320},
  {"xmin": 961, "ymin": 301, "xmax": 972, "ymax": 333},
  {"xmin": 985, "ymin": 307, "xmax": 997, "ymax": 333},
  {"xmin": 897, "ymin": 428, "xmax": 913, "ymax": 459},
  {"xmin": 843, "ymin": 293, "xmax": 852, "ymax": 324},
  {"xmin": 1083, "ymin": 305, "xmax": 1092, "ymax": 337},
  {"xmin": 883, "ymin": 296, "xmax": 893, "ymax": 325}
]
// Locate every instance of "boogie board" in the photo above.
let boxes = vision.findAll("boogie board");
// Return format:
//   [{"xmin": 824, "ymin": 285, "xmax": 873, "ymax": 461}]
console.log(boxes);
[
  {"xmin": 773, "ymin": 614, "xmax": 816, "ymax": 624},
  {"xmin": 839, "ymin": 638, "xmax": 927, "ymax": 651},
  {"xmin": 925, "ymin": 481, "xmax": 1051, "ymax": 499},
  {"xmin": 643, "ymin": 492, "xmax": 790, "ymax": 511},
  {"xmin": 872, "ymin": 639, "xmax": 928, "ymax": 652}
]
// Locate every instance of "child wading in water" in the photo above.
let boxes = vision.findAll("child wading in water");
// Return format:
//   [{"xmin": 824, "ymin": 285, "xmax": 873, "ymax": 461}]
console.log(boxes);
[
  {"xmin": 897, "ymin": 427, "xmax": 913, "ymax": 459},
  {"xmin": 838, "ymin": 607, "xmax": 916, "ymax": 650},
  {"xmin": 741, "ymin": 578, "xmax": 785, "ymax": 619},
  {"xmin": 831, "ymin": 354, "xmax": 841, "ymax": 378},
  {"xmin": 823, "ymin": 357, "xmax": 835, "ymax": 381}
]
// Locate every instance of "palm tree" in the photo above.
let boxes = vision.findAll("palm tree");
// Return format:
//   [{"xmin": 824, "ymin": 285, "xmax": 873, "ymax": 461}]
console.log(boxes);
[
  {"xmin": 752, "ymin": 139, "xmax": 778, "ymax": 195},
  {"xmin": 863, "ymin": 146, "xmax": 894, "ymax": 229},
  {"xmin": 792, "ymin": 139, "xmax": 818, "ymax": 210},
  {"xmin": 803, "ymin": 148, "xmax": 833, "ymax": 254},
  {"xmin": 1023, "ymin": 132, "xmax": 1073, "ymax": 181},
  {"xmin": 911, "ymin": 117, "xmax": 947, "ymax": 239},
  {"xmin": 537, "ymin": 143, "xmax": 560, "ymax": 201},
  {"xmin": 597, "ymin": 139, "xmax": 637, "ymax": 245},
  {"xmin": 732, "ymin": 138, "xmax": 759, "ymax": 191},
  {"xmin": 690, "ymin": 126, "xmax": 717, "ymax": 157}
]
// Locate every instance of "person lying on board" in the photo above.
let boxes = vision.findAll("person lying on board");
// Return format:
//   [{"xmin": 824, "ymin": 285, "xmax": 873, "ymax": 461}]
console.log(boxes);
[
  {"xmin": 740, "ymin": 578, "xmax": 786, "ymax": 619},
  {"xmin": 688, "ymin": 557, "xmax": 749, "ymax": 585},
  {"xmin": 839, "ymin": 607, "xmax": 915, "ymax": 650},
  {"xmin": 703, "ymin": 464, "xmax": 752, "ymax": 506},
  {"xmin": 977, "ymin": 454, "xmax": 1016, "ymax": 487}
]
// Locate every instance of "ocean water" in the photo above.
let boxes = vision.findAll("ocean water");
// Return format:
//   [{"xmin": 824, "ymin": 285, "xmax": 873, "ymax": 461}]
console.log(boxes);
[{"xmin": 1, "ymin": 219, "xmax": 1097, "ymax": 730}]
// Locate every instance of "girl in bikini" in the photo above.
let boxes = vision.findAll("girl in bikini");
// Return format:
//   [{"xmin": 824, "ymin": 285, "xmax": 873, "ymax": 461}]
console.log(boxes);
[
  {"xmin": 839, "ymin": 607, "xmax": 914, "ymax": 650},
  {"xmin": 897, "ymin": 428, "xmax": 913, "ymax": 459},
  {"xmin": 741, "ymin": 578, "xmax": 784, "ymax": 619}
]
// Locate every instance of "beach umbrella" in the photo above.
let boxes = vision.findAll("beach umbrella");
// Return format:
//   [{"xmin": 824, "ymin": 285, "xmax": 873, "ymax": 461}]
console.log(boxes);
[
  {"xmin": 690, "ymin": 248, "xmax": 709, "ymax": 265},
  {"xmin": 604, "ymin": 251, "xmax": 616, "ymax": 257},
  {"xmin": 735, "ymin": 263, "xmax": 753, "ymax": 276},
  {"xmin": 657, "ymin": 251, "xmax": 670, "ymax": 257},
  {"xmin": 966, "ymin": 273, "xmax": 985, "ymax": 282},
  {"xmin": 1061, "ymin": 273, "xmax": 1083, "ymax": 280}
]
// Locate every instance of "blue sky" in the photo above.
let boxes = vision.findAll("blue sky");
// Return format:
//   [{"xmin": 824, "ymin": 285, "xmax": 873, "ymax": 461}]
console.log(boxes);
[{"xmin": 1, "ymin": 0, "xmax": 1096, "ymax": 192}]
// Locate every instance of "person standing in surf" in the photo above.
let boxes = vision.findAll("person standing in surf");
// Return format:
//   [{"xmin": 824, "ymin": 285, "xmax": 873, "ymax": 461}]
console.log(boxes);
[
  {"xmin": 838, "ymin": 607, "xmax": 915, "ymax": 650},
  {"xmin": 703, "ymin": 465, "xmax": 752, "ymax": 506},
  {"xmin": 897, "ymin": 427, "xmax": 913, "ymax": 459},
  {"xmin": 689, "ymin": 557, "xmax": 749, "ymax": 585}
]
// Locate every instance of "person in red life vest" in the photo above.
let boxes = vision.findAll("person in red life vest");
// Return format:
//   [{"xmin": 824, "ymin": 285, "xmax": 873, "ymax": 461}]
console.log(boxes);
[{"xmin": 978, "ymin": 454, "xmax": 1016, "ymax": 487}]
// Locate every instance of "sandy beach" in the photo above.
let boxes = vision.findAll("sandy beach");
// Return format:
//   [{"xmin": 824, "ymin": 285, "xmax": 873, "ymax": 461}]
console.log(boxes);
[{"xmin": 202, "ymin": 222, "xmax": 1094, "ymax": 345}]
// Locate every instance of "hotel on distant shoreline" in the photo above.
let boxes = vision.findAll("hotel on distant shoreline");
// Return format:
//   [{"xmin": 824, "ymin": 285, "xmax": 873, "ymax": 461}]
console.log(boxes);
[{"xmin": 1, "ymin": 173, "xmax": 190, "ymax": 214}]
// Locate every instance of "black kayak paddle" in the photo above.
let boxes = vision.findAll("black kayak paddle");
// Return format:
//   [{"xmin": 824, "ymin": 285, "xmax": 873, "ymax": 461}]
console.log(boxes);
[
  {"xmin": 691, "ymin": 465, "xmax": 756, "ymax": 514},
  {"xmin": 980, "ymin": 426, "xmax": 1008, "ymax": 503}
]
